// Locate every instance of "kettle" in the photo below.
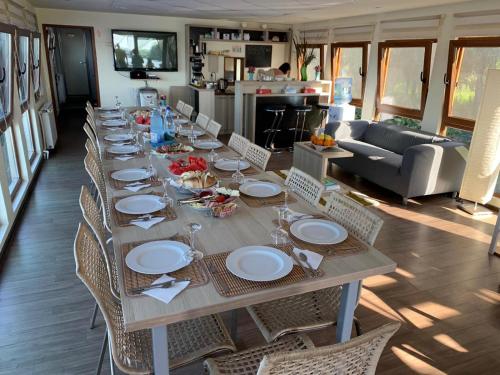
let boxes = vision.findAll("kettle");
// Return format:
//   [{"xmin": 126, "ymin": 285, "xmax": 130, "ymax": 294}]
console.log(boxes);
[{"xmin": 218, "ymin": 78, "xmax": 228, "ymax": 91}]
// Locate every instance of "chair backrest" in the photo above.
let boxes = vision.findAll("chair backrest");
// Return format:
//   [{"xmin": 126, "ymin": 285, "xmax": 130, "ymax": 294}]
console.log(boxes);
[
  {"xmin": 84, "ymin": 152, "xmax": 111, "ymax": 231},
  {"xmin": 176, "ymin": 100, "xmax": 185, "ymax": 112},
  {"xmin": 85, "ymin": 139, "xmax": 99, "ymax": 160},
  {"xmin": 86, "ymin": 105, "xmax": 95, "ymax": 120},
  {"xmin": 74, "ymin": 223, "xmax": 151, "ymax": 374},
  {"xmin": 182, "ymin": 104, "xmax": 194, "ymax": 119},
  {"xmin": 256, "ymin": 322, "xmax": 400, "ymax": 375},
  {"xmin": 285, "ymin": 167, "xmax": 324, "ymax": 207},
  {"xmin": 246, "ymin": 143, "xmax": 272, "ymax": 171},
  {"xmin": 79, "ymin": 185, "xmax": 119, "ymax": 299},
  {"xmin": 228, "ymin": 133, "xmax": 250, "ymax": 156},
  {"xmin": 196, "ymin": 113, "xmax": 210, "ymax": 129},
  {"xmin": 323, "ymin": 191, "xmax": 383, "ymax": 246},
  {"xmin": 83, "ymin": 122, "xmax": 99, "ymax": 157},
  {"xmin": 86, "ymin": 113, "xmax": 97, "ymax": 133},
  {"xmin": 206, "ymin": 119, "xmax": 222, "ymax": 138}
]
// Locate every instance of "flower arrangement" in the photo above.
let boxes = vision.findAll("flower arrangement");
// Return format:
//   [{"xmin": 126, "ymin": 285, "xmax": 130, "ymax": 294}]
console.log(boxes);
[
  {"xmin": 248, "ymin": 66, "xmax": 256, "ymax": 73},
  {"xmin": 293, "ymin": 35, "xmax": 316, "ymax": 81},
  {"xmin": 314, "ymin": 65, "xmax": 322, "ymax": 73}
]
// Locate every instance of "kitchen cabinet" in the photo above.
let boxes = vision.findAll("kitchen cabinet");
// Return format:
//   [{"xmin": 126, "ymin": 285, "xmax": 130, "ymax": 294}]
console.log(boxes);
[{"xmin": 214, "ymin": 95, "xmax": 235, "ymax": 135}]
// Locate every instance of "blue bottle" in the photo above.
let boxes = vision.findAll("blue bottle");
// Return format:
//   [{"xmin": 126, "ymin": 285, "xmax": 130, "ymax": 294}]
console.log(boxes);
[
  {"xmin": 150, "ymin": 109, "xmax": 163, "ymax": 145},
  {"xmin": 165, "ymin": 106, "xmax": 176, "ymax": 138}
]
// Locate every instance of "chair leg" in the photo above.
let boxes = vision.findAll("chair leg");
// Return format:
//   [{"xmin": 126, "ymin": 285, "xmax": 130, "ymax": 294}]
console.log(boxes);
[
  {"xmin": 264, "ymin": 112, "xmax": 278, "ymax": 150},
  {"xmin": 353, "ymin": 317, "xmax": 362, "ymax": 336},
  {"xmin": 299, "ymin": 112, "xmax": 307, "ymax": 142},
  {"xmin": 230, "ymin": 309, "xmax": 239, "ymax": 341},
  {"xmin": 269, "ymin": 112, "xmax": 284, "ymax": 150},
  {"xmin": 108, "ymin": 334, "xmax": 116, "ymax": 375},
  {"xmin": 95, "ymin": 331, "xmax": 108, "ymax": 375},
  {"xmin": 90, "ymin": 303, "xmax": 99, "ymax": 329}
]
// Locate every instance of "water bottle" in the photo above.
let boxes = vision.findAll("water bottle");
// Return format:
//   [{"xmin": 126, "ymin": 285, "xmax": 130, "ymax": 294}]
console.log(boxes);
[
  {"xmin": 150, "ymin": 109, "xmax": 163, "ymax": 144},
  {"xmin": 165, "ymin": 106, "xmax": 176, "ymax": 138}
]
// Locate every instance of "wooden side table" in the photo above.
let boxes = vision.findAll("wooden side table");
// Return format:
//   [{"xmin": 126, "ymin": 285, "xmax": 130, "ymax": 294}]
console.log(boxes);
[{"xmin": 293, "ymin": 141, "xmax": 353, "ymax": 181}]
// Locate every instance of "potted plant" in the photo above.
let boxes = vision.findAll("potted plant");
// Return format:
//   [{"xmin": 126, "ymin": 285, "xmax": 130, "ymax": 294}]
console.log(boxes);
[
  {"xmin": 314, "ymin": 65, "xmax": 322, "ymax": 81},
  {"xmin": 248, "ymin": 66, "xmax": 256, "ymax": 80},
  {"xmin": 293, "ymin": 35, "xmax": 316, "ymax": 81}
]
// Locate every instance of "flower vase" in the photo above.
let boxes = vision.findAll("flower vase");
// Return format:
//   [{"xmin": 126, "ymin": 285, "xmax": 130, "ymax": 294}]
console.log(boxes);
[
  {"xmin": 300, "ymin": 65, "xmax": 308, "ymax": 81},
  {"xmin": 248, "ymin": 72, "xmax": 254, "ymax": 80},
  {"xmin": 315, "ymin": 72, "xmax": 321, "ymax": 81}
]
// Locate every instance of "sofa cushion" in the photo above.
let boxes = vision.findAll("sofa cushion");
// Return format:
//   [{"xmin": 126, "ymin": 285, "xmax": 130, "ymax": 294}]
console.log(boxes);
[
  {"xmin": 362, "ymin": 123, "xmax": 437, "ymax": 155},
  {"xmin": 326, "ymin": 120, "xmax": 370, "ymax": 140},
  {"xmin": 338, "ymin": 139, "xmax": 403, "ymax": 169}
]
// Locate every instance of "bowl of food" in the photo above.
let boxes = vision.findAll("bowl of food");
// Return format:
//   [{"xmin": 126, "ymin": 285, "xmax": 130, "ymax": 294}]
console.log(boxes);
[
  {"xmin": 177, "ymin": 171, "xmax": 218, "ymax": 193},
  {"xmin": 310, "ymin": 134, "xmax": 336, "ymax": 151},
  {"xmin": 132, "ymin": 109, "xmax": 151, "ymax": 129},
  {"xmin": 168, "ymin": 156, "xmax": 208, "ymax": 176},
  {"xmin": 153, "ymin": 144, "xmax": 193, "ymax": 159},
  {"xmin": 187, "ymin": 188, "xmax": 239, "ymax": 217}
]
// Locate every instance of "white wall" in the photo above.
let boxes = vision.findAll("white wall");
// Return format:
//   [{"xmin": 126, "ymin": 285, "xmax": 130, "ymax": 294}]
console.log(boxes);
[{"xmin": 35, "ymin": 8, "xmax": 289, "ymax": 107}]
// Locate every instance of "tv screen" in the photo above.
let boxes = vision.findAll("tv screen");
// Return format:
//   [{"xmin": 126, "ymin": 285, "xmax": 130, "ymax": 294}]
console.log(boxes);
[
  {"xmin": 245, "ymin": 45, "xmax": 272, "ymax": 68},
  {"xmin": 111, "ymin": 29, "xmax": 178, "ymax": 71}
]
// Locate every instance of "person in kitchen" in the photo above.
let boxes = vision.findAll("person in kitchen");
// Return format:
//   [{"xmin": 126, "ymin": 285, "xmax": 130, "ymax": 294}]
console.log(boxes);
[
  {"xmin": 131, "ymin": 48, "xmax": 144, "ymax": 68},
  {"xmin": 271, "ymin": 63, "xmax": 291, "ymax": 77}
]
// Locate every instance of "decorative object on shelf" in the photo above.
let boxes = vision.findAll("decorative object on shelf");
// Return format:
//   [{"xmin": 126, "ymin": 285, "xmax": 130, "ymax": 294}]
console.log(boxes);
[
  {"xmin": 243, "ymin": 33, "xmax": 250, "ymax": 41},
  {"xmin": 248, "ymin": 66, "xmax": 255, "ymax": 80},
  {"xmin": 315, "ymin": 65, "xmax": 322, "ymax": 81},
  {"xmin": 293, "ymin": 35, "xmax": 316, "ymax": 82}
]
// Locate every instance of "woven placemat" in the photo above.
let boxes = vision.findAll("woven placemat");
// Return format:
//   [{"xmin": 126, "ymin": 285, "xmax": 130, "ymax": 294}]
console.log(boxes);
[
  {"xmin": 104, "ymin": 150, "xmax": 145, "ymax": 160},
  {"xmin": 112, "ymin": 192, "xmax": 177, "ymax": 227},
  {"xmin": 204, "ymin": 244, "xmax": 323, "ymax": 298},
  {"xmin": 277, "ymin": 218, "xmax": 369, "ymax": 257},
  {"xmin": 108, "ymin": 170, "xmax": 161, "ymax": 190},
  {"xmin": 120, "ymin": 234, "xmax": 209, "ymax": 297},
  {"xmin": 237, "ymin": 190, "xmax": 297, "ymax": 208},
  {"xmin": 191, "ymin": 144, "xmax": 232, "ymax": 155},
  {"xmin": 211, "ymin": 164, "xmax": 260, "ymax": 179}
]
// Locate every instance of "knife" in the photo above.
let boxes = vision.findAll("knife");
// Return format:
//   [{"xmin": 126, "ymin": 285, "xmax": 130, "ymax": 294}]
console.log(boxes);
[{"xmin": 130, "ymin": 278, "xmax": 191, "ymax": 294}]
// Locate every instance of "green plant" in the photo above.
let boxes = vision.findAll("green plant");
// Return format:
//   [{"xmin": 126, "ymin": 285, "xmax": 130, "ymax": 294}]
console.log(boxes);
[{"xmin": 293, "ymin": 35, "xmax": 316, "ymax": 67}]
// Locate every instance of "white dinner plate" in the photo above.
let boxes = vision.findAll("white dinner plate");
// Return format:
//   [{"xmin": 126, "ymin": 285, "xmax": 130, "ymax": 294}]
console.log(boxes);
[
  {"xmin": 239, "ymin": 181, "xmax": 281, "ymax": 198},
  {"xmin": 174, "ymin": 119, "xmax": 189, "ymax": 125},
  {"xmin": 115, "ymin": 194, "xmax": 166, "ymax": 215},
  {"xmin": 125, "ymin": 240, "xmax": 192, "ymax": 274},
  {"xmin": 214, "ymin": 159, "xmax": 250, "ymax": 171},
  {"xmin": 99, "ymin": 112, "xmax": 122, "ymax": 119},
  {"xmin": 107, "ymin": 144, "xmax": 141, "ymax": 154},
  {"xmin": 194, "ymin": 140, "xmax": 223, "ymax": 150},
  {"xmin": 289, "ymin": 219, "xmax": 348, "ymax": 245},
  {"xmin": 104, "ymin": 133, "xmax": 134, "ymax": 142},
  {"xmin": 179, "ymin": 128, "xmax": 205, "ymax": 137},
  {"xmin": 98, "ymin": 107, "xmax": 119, "ymax": 112},
  {"xmin": 226, "ymin": 246, "xmax": 293, "ymax": 282},
  {"xmin": 102, "ymin": 119, "xmax": 127, "ymax": 127},
  {"xmin": 111, "ymin": 168, "xmax": 151, "ymax": 182}
]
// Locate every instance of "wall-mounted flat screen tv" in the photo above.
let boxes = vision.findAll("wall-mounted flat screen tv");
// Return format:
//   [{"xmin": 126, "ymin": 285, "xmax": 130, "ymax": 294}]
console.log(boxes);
[{"xmin": 111, "ymin": 29, "xmax": 178, "ymax": 71}]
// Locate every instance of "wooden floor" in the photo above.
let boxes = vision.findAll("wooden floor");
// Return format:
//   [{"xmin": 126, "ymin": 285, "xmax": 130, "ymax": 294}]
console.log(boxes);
[{"xmin": 0, "ymin": 109, "xmax": 499, "ymax": 374}]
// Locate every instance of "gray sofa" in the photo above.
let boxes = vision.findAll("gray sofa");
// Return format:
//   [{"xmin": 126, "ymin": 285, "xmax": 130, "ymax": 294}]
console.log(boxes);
[{"xmin": 325, "ymin": 120, "xmax": 467, "ymax": 204}]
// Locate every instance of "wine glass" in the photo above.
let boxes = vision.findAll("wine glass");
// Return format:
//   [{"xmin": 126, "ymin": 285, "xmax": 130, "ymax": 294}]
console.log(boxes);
[
  {"xmin": 270, "ymin": 206, "xmax": 290, "ymax": 246},
  {"xmin": 184, "ymin": 222, "xmax": 204, "ymax": 261},
  {"xmin": 283, "ymin": 186, "xmax": 295, "ymax": 210},
  {"xmin": 188, "ymin": 124, "xmax": 197, "ymax": 144},
  {"xmin": 231, "ymin": 157, "xmax": 245, "ymax": 185},
  {"xmin": 159, "ymin": 177, "xmax": 174, "ymax": 208},
  {"xmin": 208, "ymin": 148, "xmax": 218, "ymax": 164}
]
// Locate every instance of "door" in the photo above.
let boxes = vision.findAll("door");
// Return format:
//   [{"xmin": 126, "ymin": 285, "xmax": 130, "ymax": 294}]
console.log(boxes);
[{"xmin": 58, "ymin": 28, "xmax": 90, "ymax": 97}]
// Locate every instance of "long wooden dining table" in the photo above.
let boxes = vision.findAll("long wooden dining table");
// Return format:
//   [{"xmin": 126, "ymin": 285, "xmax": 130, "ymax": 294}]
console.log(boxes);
[{"xmin": 96, "ymin": 112, "xmax": 397, "ymax": 375}]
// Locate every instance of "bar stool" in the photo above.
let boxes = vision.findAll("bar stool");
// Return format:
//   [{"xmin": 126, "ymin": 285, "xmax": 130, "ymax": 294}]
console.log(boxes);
[
  {"xmin": 264, "ymin": 104, "xmax": 286, "ymax": 152},
  {"xmin": 290, "ymin": 105, "xmax": 312, "ymax": 148},
  {"xmin": 317, "ymin": 104, "xmax": 330, "ymax": 129}
]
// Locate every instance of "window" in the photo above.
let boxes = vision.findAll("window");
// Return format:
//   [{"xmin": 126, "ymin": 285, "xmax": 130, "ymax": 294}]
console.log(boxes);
[
  {"xmin": 376, "ymin": 39, "xmax": 435, "ymax": 120},
  {"xmin": 297, "ymin": 44, "xmax": 326, "ymax": 80},
  {"xmin": 380, "ymin": 114, "xmax": 422, "ymax": 130},
  {"xmin": 32, "ymin": 33, "xmax": 41, "ymax": 98},
  {"xmin": 0, "ymin": 127, "xmax": 20, "ymax": 196},
  {"xmin": 441, "ymin": 37, "xmax": 500, "ymax": 133},
  {"xmin": 445, "ymin": 127, "xmax": 472, "ymax": 145},
  {"xmin": 16, "ymin": 29, "xmax": 30, "ymax": 110},
  {"xmin": 0, "ymin": 23, "xmax": 14, "ymax": 125},
  {"xmin": 331, "ymin": 42, "xmax": 369, "ymax": 106},
  {"xmin": 21, "ymin": 111, "xmax": 35, "ymax": 161}
]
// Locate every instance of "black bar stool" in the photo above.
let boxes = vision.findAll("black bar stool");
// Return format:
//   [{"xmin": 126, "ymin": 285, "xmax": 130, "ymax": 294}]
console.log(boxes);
[
  {"xmin": 264, "ymin": 104, "xmax": 286, "ymax": 152},
  {"xmin": 290, "ymin": 105, "xmax": 312, "ymax": 148},
  {"xmin": 317, "ymin": 104, "xmax": 330, "ymax": 129}
]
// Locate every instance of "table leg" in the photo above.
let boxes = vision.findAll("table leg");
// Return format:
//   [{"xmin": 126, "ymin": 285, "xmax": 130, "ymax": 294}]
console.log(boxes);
[
  {"xmin": 336, "ymin": 280, "xmax": 360, "ymax": 343},
  {"xmin": 152, "ymin": 325, "xmax": 169, "ymax": 375}
]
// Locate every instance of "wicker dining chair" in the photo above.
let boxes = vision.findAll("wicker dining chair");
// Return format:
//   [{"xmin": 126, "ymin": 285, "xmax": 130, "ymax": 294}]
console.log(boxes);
[
  {"xmin": 206, "ymin": 119, "xmax": 222, "ymax": 138},
  {"xmin": 86, "ymin": 105, "xmax": 95, "ymax": 121},
  {"xmin": 86, "ymin": 113, "xmax": 98, "ymax": 134},
  {"xmin": 84, "ymin": 152, "xmax": 112, "ymax": 233},
  {"xmin": 284, "ymin": 167, "xmax": 324, "ymax": 207},
  {"xmin": 84, "ymin": 122, "xmax": 100, "ymax": 156},
  {"xmin": 196, "ymin": 113, "xmax": 211, "ymax": 129},
  {"xmin": 245, "ymin": 143, "xmax": 272, "ymax": 171},
  {"xmin": 176, "ymin": 100, "xmax": 185, "ymax": 113},
  {"xmin": 74, "ymin": 223, "xmax": 237, "ymax": 374},
  {"xmin": 204, "ymin": 322, "xmax": 400, "ymax": 375},
  {"xmin": 228, "ymin": 133, "xmax": 250, "ymax": 156},
  {"xmin": 182, "ymin": 104, "xmax": 194, "ymax": 119},
  {"xmin": 247, "ymin": 191, "xmax": 384, "ymax": 343}
]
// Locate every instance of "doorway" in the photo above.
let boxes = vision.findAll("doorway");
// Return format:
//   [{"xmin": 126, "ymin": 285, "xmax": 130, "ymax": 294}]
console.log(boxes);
[{"xmin": 42, "ymin": 25, "xmax": 100, "ymax": 116}]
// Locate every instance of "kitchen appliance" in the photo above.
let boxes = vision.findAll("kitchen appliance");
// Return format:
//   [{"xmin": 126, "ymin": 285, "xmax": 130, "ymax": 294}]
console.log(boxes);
[
  {"xmin": 138, "ymin": 87, "xmax": 158, "ymax": 107},
  {"xmin": 190, "ymin": 52, "xmax": 204, "ymax": 85},
  {"xmin": 218, "ymin": 78, "xmax": 228, "ymax": 92}
]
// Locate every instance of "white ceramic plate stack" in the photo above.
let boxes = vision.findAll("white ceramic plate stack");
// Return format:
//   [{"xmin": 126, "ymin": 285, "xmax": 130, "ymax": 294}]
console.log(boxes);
[
  {"xmin": 107, "ymin": 144, "xmax": 141, "ymax": 155},
  {"xmin": 115, "ymin": 195, "xmax": 166, "ymax": 215},
  {"xmin": 226, "ymin": 246, "xmax": 293, "ymax": 281},
  {"xmin": 239, "ymin": 181, "xmax": 282, "ymax": 198},
  {"xmin": 214, "ymin": 159, "xmax": 250, "ymax": 171},
  {"xmin": 179, "ymin": 128, "xmax": 205, "ymax": 137},
  {"xmin": 99, "ymin": 112, "xmax": 123, "ymax": 119},
  {"xmin": 194, "ymin": 140, "xmax": 223, "ymax": 150},
  {"xmin": 174, "ymin": 119, "xmax": 189, "ymax": 126},
  {"xmin": 104, "ymin": 133, "xmax": 134, "ymax": 142},
  {"xmin": 111, "ymin": 168, "xmax": 152, "ymax": 182},
  {"xmin": 102, "ymin": 119, "xmax": 127, "ymax": 127},
  {"xmin": 289, "ymin": 219, "xmax": 348, "ymax": 245},
  {"xmin": 126, "ymin": 240, "xmax": 192, "ymax": 274}
]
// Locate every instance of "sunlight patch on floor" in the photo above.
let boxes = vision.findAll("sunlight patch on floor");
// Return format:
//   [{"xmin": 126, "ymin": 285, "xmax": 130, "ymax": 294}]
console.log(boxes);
[
  {"xmin": 395, "ymin": 267, "xmax": 415, "ymax": 279},
  {"xmin": 359, "ymin": 289, "xmax": 403, "ymax": 321},
  {"xmin": 363, "ymin": 275, "xmax": 398, "ymax": 288},
  {"xmin": 433, "ymin": 334, "xmax": 468, "ymax": 353},
  {"xmin": 392, "ymin": 345, "xmax": 446, "ymax": 375},
  {"xmin": 474, "ymin": 288, "xmax": 500, "ymax": 304}
]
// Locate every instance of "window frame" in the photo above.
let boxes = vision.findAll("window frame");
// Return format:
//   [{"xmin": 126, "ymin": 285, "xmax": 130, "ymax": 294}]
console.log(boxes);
[
  {"xmin": 376, "ymin": 39, "xmax": 435, "ymax": 120},
  {"xmin": 330, "ymin": 41, "xmax": 370, "ymax": 107},
  {"xmin": 15, "ymin": 28, "xmax": 31, "ymax": 112},
  {"xmin": 31, "ymin": 31, "xmax": 41, "ymax": 100},
  {"xmin": 21, "ymin": 109, "xmax": 36, "ymax": 163},
  {"xmin": 1, "ymin": 127, "xmax": 22, "ymax": 198},
  {"xmin": 0, "ymin": 22, "xmax": 15, "ymax": 129},
  {"xmin": 441, "ymin": 36, "xmax": 500, "ymax": 133},
  {"xmin": 296, "ymin": 43, "xmax": 326, "ymax": 80}
]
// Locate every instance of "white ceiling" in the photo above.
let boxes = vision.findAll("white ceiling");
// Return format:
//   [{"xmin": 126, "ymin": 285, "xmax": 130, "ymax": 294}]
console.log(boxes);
[{"xmin": 29, "ymin": 0, "xmax": 475, "ymax": 24}]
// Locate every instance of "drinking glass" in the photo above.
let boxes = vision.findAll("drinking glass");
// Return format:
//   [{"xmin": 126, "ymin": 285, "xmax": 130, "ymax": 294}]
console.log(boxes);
[
  {"xmin": 231, "ymin": 157, "xmax": 245, "ymax": 185},
  {"xmin": 188, "ymin": 124, "xmax": 197, "ymax": 144},
  {"xmin": 159, "ymin": 177, "xmax": 174, "ymax": 208},
  {"xmin": 270, "ymin": 206, "xmax": 290, "ymax": 246},
  {"xmin": 208, "ymin": 148, "xmax": 218, "ymax": 164},
  {"xmin": 283, "ymin": 186, "xmax": 294, "ymax": 210},
  {"xmin": 184, "ymin": 222, "xmax": 204, "ymax": 261}
]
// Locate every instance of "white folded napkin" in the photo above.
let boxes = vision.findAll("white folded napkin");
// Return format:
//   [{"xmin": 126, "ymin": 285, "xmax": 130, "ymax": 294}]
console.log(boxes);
[
  {"xmin": 130, "ymin": 216, "xmax": 165, "ymax": 230},
  {"xmin": 286, "ymin": 208, "xmax": 314, "ymax": 222},
  {"xmin": 114, "ymin": 156, "xmax": 134, "ymax": 161},
  {"xmin": 292, "ymin": 248, "xmax": 323, "ymax": 270},
  {"xmin": 142, "ymin": 274, "xmax": 190, "ymax": 304},
  {"xmin": 124, "ymin": 184, "xmax": 151, "ymax": 192}
]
